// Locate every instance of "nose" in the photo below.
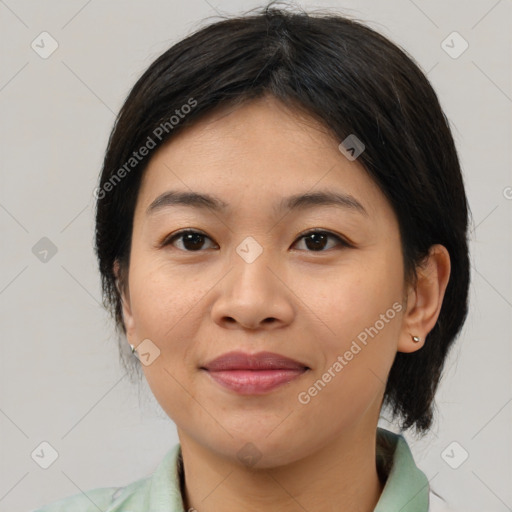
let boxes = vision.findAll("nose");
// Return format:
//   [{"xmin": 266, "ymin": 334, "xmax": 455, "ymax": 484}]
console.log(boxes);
[{"xmin": 210, "ymin": 247, "xmax": 295, "ymax": 331}]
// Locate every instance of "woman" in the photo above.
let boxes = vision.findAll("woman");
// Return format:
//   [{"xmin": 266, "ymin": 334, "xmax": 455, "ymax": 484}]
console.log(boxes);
[{"xmin": 35, "ymin": 2, "xmax": 469, "ymax": 511}]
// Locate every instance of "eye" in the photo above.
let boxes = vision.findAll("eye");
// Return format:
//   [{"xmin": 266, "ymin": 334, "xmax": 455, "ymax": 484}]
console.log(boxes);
[
  {"xmin": 162, "ymin": 228, "xmax": 351, "ymax": 253},
  {"xmin": 162, "ymin": 229, "xmax": 217, "ymax": 251},
  {"xmin": 292, "ymin": 229, "xmax": 351, "ymax": 252}
]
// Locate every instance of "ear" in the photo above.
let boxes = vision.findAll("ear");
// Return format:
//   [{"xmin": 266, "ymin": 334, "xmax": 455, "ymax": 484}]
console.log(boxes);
[
  {"xmin": 113, "ymin": 260, "xmax": 136, "ymax": 342},
  {"xmin": 398, "ymin": 244, "xmax": 451, "ymax": 353}
]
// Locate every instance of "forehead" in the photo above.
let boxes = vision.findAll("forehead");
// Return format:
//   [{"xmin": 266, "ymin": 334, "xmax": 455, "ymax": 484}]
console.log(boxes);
[{"xmin": 134, "ymin": 96, "xmax": 393, "ymax": 223}]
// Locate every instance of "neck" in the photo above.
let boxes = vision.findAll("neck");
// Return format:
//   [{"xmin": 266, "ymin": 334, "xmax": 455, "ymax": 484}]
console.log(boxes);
[{"xmin": 178, "ymin": 423, "xmax": 384, "ymax": 512}]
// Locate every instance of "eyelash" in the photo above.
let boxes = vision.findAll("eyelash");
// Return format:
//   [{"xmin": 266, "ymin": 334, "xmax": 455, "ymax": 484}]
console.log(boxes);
[{"xmin": 161, "ymin": 229, "xmax": 352, "ymax": 253}]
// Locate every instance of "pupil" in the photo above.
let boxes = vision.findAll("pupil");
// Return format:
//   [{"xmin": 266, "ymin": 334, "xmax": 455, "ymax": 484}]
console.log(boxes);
[
  {"xmin": 306, "ymin": 233, "xmax": 326, "ymax": 251},
  {"xmin": 184, "ymin": 233, "xmax": 204, "ymax": 250}
]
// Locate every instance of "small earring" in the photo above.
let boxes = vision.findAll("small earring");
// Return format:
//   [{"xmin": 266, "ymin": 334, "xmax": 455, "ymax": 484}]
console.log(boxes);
[
  {"xmin": 130, "ymin": 344, "xmax": 136, "ymax": 354},
  {"xmin": 411, "ymin": 335, "xmax": 421, "ymax": 343}
]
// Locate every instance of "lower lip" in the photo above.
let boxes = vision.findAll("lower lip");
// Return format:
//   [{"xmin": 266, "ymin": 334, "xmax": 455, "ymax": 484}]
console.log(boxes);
[{"xmin": 204, "ymin": 369, "xmax": 307, "ymax": 394}]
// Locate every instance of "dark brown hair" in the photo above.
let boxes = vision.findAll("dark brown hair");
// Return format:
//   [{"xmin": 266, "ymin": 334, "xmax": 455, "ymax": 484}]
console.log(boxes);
[{"xmin": 95, "ymin": 1, "xmax": 471, "ymax": 433}]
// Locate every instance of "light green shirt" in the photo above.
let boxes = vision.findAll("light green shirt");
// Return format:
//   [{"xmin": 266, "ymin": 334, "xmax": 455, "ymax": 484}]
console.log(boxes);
[{"xmin": 33, "ymin": 428, "xmax": 446, "ymax": 512}]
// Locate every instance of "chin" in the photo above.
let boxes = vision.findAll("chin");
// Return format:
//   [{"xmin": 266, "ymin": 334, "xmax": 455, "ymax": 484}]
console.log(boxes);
[{"xmin": 200, "ymin": 430, "xmax": 310, "ymax": 469}]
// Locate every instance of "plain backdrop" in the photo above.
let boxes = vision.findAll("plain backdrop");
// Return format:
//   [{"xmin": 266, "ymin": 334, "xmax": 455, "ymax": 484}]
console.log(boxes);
[{"xmin": 0, "ymin": 0, "xmax": 511, "ymax": 511}]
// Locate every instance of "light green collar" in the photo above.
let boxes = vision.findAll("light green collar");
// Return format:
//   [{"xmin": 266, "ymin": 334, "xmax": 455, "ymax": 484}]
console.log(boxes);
[{"xmin": 374, "ymin": 427, "xmax": 430, "ymax": 511}]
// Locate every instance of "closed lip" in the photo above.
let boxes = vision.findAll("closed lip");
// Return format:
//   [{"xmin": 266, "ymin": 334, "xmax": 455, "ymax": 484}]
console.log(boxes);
[{"xmin": 201, "ymin": 351, "xmax": 309, "ymax": 371}]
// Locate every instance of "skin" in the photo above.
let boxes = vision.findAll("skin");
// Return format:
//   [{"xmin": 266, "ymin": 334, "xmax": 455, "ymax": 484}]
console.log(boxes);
[{"xmin": 118, "ymin": 95, "xmax": 450, "ymax": 512}]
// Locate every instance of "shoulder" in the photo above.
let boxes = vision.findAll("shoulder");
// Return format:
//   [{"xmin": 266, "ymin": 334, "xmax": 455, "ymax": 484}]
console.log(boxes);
[
  {"xmin": 31, "ymin": 445, "xmax": 182, "ymax": 512},
  {"xmin": 31, "ymin": 469, "xmax": 154, "ymax": 511},
  {"xmin": 32, "ymin": 477, "xmax": 151, "ymax": 511},
  {"xmin": 30, "ymin": 486, "xmax": 126, "ymax": 511}
]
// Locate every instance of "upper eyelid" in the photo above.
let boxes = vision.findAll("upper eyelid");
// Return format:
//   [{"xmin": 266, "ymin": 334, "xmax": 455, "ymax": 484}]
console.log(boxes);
[{"xmin": 160, "ymin": 229, "xmax": 216, "ymax": 249}]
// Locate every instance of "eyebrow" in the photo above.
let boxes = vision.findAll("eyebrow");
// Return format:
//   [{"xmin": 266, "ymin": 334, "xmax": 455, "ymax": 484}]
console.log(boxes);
[{"xmin": 146, "ymin": 189, "xmax": 368, "ymax": 217}]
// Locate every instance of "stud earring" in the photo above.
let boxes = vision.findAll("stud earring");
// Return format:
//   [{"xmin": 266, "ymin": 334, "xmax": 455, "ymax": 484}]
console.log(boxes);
[
  {"xmin": 130, "ymin": 344, "xmax": 136, "ymax": 354},
  {"xmin": 411, "ymin": 335, "xmax": 421, "ymax": 343}
]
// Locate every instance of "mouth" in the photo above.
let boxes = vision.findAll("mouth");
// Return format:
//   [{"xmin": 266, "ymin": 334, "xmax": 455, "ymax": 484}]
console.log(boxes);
[{"xmin": 200, "ymin": 351, "xmax": 310, "ymax": 395}]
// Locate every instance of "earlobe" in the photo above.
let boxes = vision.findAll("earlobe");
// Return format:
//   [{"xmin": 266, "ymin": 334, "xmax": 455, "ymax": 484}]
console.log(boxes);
[{"xmin": 397, "ymin": 244, "xmax": 451, "ymax": 353}]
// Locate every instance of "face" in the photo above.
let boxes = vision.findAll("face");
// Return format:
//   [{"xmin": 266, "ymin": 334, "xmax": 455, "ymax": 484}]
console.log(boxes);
[{"xmin": 120, "ymin": 95, "xmax": 410, "ymax": 467}]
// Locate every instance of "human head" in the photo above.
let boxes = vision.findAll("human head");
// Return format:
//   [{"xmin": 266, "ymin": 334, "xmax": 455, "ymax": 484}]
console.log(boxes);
[{"xmin": 94, "ymin": 2, "xmax": 470, "ymax": 435}]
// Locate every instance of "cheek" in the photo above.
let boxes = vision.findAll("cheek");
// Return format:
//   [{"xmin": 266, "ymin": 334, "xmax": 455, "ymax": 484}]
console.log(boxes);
[
  {"xmin": 299, "ymin": 251, "xmax": 403, "ymax": 392},
  {"xmin": 301, "ymin": 252, "xmax": 403, "ymax": 346},
  {"xmin": 126, "ymin": 260, "xmax": 207, "ymax": 397},
  {"xmin": 128, "ymin": 257, "xmax": 208, "ymax": 340}
]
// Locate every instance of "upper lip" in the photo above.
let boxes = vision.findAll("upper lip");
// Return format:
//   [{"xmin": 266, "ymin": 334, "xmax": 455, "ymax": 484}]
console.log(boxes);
[{"xmin": 202, "ymin": 351, "xmax": 309, "ymax": 371}]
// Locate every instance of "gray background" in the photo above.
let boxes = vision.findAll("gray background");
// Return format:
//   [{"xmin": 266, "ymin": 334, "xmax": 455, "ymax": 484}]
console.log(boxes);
[{"xmin": 0, "ymin": 0, "xmax": 510, "ymax": 511}]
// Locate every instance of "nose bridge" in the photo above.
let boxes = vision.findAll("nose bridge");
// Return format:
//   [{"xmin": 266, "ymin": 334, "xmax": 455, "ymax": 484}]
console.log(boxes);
[
  {"xmin": 230, "ymin": 235, "xmax": 279, "ymax": 301},
  {"xmin": 211, "ymin": 235, "xmax": 294, "ymax": 329}
]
